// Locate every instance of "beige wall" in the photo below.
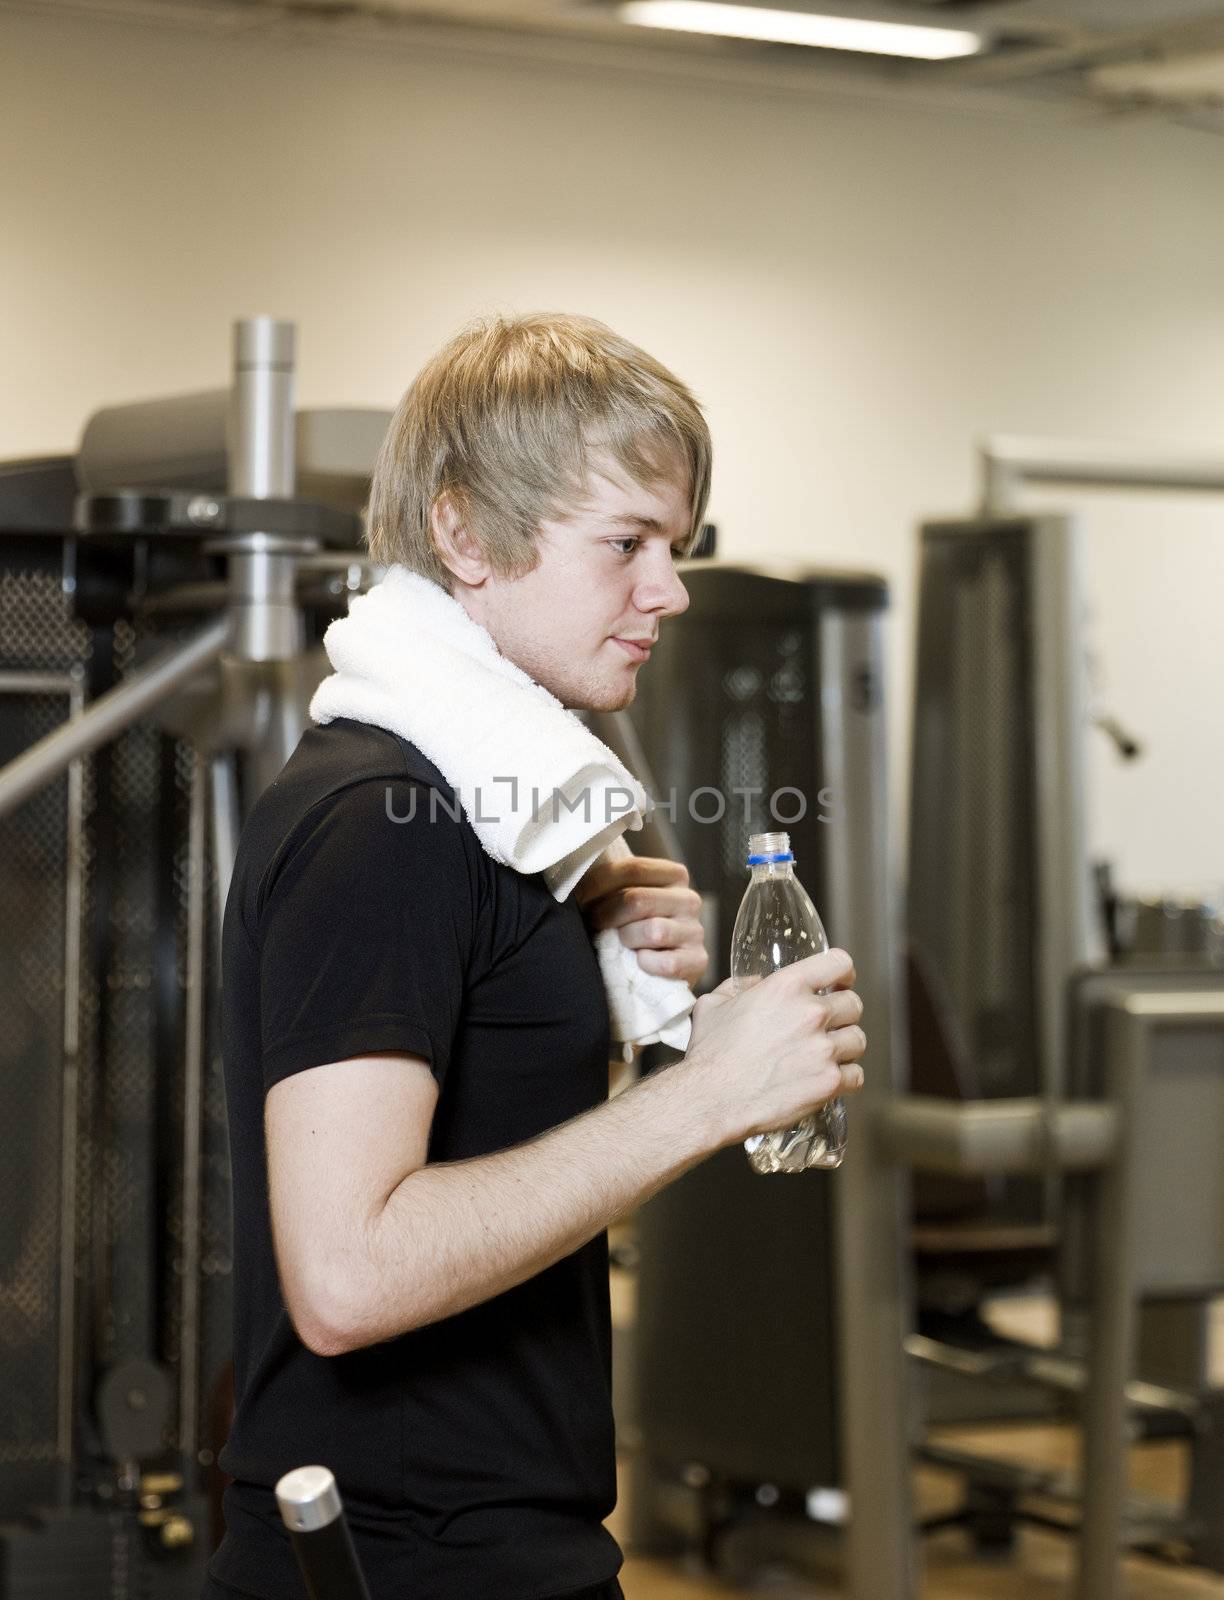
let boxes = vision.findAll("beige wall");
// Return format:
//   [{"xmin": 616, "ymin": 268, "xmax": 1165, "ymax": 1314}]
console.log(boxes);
[{"xmin": 3, "ymin": 8, "xmax": 1224, "ymax": 893}]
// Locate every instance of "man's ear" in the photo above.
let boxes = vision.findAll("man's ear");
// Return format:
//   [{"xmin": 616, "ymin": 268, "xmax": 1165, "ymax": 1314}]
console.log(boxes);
[{"xmin": 431, "ymin": 493, "xmax": 490, "ymax": 587}]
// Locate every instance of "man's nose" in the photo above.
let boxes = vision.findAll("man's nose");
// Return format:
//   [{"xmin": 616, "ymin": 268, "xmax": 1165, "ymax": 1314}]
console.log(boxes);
[{"xmin": 635, "ymin": 554, "xmax": 690, "ymax": 620}]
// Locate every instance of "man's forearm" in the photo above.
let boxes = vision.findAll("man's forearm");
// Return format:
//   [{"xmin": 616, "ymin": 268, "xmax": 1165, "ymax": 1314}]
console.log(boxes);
[{"xmin": 345, "ymin": 1053, "xmax": 727, "ymax": 1348}]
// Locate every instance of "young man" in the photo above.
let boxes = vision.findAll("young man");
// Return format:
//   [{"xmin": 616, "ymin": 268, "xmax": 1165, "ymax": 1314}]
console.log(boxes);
[{"xmin": 206, "ymin": 314, "xmax": 865, "ymax": 1600}]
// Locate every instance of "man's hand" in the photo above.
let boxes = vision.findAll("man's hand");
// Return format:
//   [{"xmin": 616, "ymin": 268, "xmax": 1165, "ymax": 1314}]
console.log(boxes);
[
  {"xmin": 575, "ymin": 854, "xmax": 708, "ymax": 988},
  {"xmin": 684, "ymin": 948, "xmax": 865, "ymax": 1145}
]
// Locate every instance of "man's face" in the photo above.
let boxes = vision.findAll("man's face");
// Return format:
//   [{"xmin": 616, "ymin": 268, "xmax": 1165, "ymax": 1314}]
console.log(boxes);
[{"xmin": 456, "ymin": 451, "xmax": 693, "ymax": 712}]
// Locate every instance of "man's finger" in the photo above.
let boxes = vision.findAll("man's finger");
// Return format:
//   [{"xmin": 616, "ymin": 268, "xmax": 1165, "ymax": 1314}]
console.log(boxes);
[
  {"xmin": 598, "ymin": 887, "xmax": 701, "ymax": 929},
  {"xmin": 635, "ymin": 945, "xmax": 708, "ymax": 983},
  {"xmin": 578, "ymin": 857, "xmax": 690, "ymax": 906},
  {"xmin": 820, "ymin": 989, "xmax": 863, "ymax": 1029},
  {"xmin": 615, "ymin": 857, "xmax": 689, "ymax": 887},
  {"xmin": 786, "ymin": 948, "xmax": 855, "ymax": 991},
  {"xmin": 838, "ymin": 1061, "xmax": 866, "ymax": 1093},
  {"xmin": 829, "ymin": 1026, "xmax": 867, "ymax": 1066},
  {"xmin": 618, "ymin": 915, "xmax": 705, "ymax": 952}
]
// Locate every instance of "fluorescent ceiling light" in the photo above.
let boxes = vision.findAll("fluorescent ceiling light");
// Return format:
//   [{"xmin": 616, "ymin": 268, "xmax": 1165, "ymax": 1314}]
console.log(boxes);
[
  {"xmin": 1090, "ymin": 49, "xmax": 1224, "ymax": 104},
  {"xmin": 617, "ymin": 2, "xmax": 982, "ymax": 59}
]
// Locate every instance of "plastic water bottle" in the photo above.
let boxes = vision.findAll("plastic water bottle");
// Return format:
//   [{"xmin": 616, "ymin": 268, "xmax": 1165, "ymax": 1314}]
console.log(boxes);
[{"xmin": 730, "ymin": 831, "xmax": 848, "ymax": 1173}]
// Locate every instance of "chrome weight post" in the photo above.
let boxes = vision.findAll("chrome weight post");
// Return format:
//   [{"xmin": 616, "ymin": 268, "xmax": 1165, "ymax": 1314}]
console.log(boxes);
[{"xmin": 276, "ymin": 1467, "xmax": 373, "ymax": 1600}]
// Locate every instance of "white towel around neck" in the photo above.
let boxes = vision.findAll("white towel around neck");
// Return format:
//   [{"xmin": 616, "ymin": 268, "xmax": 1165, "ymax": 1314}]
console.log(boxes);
[{"xmin": 309, "ymin": 565, "xmax": 695, "ymax": 1052}]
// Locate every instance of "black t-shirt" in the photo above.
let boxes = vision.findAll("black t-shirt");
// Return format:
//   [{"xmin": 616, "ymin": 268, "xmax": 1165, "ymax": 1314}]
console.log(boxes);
[{"xmin": 209, "ymin": 719, "xmax": 621, "ymax": 1600}]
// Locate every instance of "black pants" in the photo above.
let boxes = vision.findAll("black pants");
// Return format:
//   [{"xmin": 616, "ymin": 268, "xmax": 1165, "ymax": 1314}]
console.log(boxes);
[{"xmin": 201, "ymin": 1578, "xmax": 624, "ymax": 1600}]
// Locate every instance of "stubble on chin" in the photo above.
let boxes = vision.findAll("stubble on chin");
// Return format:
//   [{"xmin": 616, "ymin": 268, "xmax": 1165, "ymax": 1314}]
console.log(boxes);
[{"xmin": 559, "ymin": 672, "xmax": 638, "ymax": 715}]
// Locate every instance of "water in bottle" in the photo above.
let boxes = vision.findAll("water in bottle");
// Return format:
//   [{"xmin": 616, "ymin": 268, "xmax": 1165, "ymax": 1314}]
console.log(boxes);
[{"xmin": 730, "ymin": 830, "xmax": 848, "ymax": 1173}]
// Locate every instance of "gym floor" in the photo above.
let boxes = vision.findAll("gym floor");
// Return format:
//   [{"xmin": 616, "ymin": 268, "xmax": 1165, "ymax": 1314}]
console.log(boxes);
[{"xmin": 608, "ymin": 1282, "xmax": 1224, "ymax": 1598}]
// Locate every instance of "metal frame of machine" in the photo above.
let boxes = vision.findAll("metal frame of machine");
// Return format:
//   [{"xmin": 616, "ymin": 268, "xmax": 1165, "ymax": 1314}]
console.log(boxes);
[
  {"xmin": 886, "ymin": 439, "xmax": 1224, "ymax": 1596},
  {"xmin": 0, "ymin": 319, "xmax": 376, "ymax": 1594}
]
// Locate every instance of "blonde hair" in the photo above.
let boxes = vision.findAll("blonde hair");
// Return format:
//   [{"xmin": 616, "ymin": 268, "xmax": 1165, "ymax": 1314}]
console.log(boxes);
[{"xmin": 366, "ymin": 312, "xmax": 712, "ymax": 586}]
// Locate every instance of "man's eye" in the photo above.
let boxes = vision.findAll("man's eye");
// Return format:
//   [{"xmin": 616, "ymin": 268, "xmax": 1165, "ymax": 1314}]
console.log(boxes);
[{"xmin": 608, "ymin": 537, "xmax": 687, "ymax": 560}]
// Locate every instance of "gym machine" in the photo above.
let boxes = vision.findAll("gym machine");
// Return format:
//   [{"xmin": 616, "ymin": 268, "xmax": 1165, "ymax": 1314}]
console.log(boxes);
[
  {"xmin": 623, "ymin": 438, "xmax": 1224, "ymax": 1600},
  {"xmin": 898, "ymin": 438, "xmax": 1224, "ymax": 1591},
  {"xmin": 0, "ymin": 319, "xmax": 383, "ymax": 1596},
  {"xmin": 624, "ymin": 563, "xmax": 913, "ymax": 1596}
]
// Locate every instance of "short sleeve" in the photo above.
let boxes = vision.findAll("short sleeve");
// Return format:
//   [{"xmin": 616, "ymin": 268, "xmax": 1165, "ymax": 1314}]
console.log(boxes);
[{"xmin": 256, "ymin": 778, "xmax": 476, "ymax": 1093}]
